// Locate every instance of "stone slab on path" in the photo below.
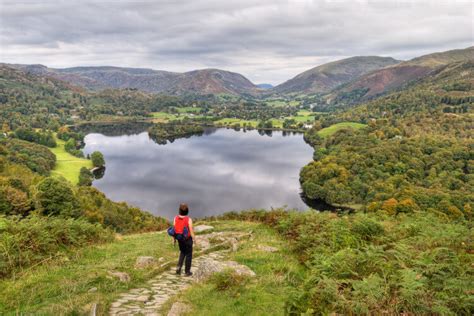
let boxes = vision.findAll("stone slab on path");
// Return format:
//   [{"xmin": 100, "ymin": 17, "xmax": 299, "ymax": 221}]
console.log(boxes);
[
  {"xmin": 109, "ymin": 251, "xmax": 226, "ymax": 315},
  {"xmin": 193, "ymin": 225, "xmax": 214, "ymax": 233}
]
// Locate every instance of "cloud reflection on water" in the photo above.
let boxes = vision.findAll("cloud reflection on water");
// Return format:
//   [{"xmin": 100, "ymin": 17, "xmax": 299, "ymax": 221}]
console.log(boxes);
[{"xmin": 83, "ymin": 128, "xmax": 313, "ymax": 219}]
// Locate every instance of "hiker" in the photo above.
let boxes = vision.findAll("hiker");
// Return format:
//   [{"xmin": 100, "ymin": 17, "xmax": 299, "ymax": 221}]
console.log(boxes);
[{"xmin": 174, "ymin": 203, "xmax": 195, "ymax": 276}]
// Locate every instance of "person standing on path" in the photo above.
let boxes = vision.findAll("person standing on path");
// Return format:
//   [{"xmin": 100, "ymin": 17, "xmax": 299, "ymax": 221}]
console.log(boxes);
[{"xmin": 174, "ymin": 203, "xmax": 195, "ymax": 276}]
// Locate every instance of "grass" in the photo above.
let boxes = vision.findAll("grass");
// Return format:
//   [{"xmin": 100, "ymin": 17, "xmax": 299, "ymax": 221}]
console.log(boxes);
[
  {"xmin": 317, "ymin": 122, "xmax": 367, "ymax": 138},
  {"xmin": 175, "ymin": 106, "xmax": 202, "ymax": 113},
  {"xmin": 50, "ymin": 137, "xmax": 92, "ymax": 184},
  {"xmin": 0, "ymin": 231, "xmax": 176, "ymax": 315},
  {"xmin": 151, "ymin": 111, "xmax": 211, "ymax": 123},
  {"xmin": 151, "ymin": 112, "xmax": 179, "ymax": 121},
  {"xmin": 215, "ymin": 118, "xmax": 259, "ymax": 127},
  {"xmin": 162, "ymin": 220, "xmax": 304, "ymax": 315},
  {"xmin": 264, "ymin": 99, "xmax": 301, "ymax": 107},
  {"xmin": 0, "ymin": 219, "xmax": 302, "ymax": 315}
]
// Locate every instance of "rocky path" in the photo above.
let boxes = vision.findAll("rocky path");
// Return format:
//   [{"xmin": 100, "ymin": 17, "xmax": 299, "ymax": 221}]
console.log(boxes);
[
  {"xmin": 108, "ymin": 229, "xmax": 255, "ymax": 316},
  {"xmin": 109, "ymin": 251, "xmax": 226, "ymax": 316}
]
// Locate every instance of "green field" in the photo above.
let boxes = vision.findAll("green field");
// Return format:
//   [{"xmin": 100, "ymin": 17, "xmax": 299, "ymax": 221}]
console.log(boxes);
[
  {"xmin": 317, "ymin": 122, "xmax": 367, "ymax": 137},
  {"xmin": 264, "ymin": 99, "xmax": 301, "ymax": 107},
  {"xmin": 151, "ymin": 111, "xmax": 211, "ymax": 122},
  {"xmin": 50, "ymin": 137, "xmax": 92, "ymax": 184},
  {"xmin": 175, "ymin": 106, "xmax": 202, "ymax": 113},
  {"xmin": 151, "ymin": 112, "xmax": 179, "ymax": 121},
  {"xmin": 215, "ymin": 118, "xmax": 259, "ymax": 127}
]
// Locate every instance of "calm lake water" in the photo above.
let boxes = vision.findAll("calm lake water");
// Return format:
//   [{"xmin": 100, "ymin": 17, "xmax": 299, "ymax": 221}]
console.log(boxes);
[{"xmin": 83, "ymin": 128, "xmax": 315, "ymax": 219}]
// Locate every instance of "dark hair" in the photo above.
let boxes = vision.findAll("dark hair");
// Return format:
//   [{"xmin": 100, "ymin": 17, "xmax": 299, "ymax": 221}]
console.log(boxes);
[{"xmin": 179, "ymin": 203, "xmax": 189, "ymax": 216}]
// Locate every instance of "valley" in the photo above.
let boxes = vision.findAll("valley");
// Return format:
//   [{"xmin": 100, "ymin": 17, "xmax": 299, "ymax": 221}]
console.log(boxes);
[{"xmin": 0, "ymin": 45, "xmax": 472, "ymax": 315}]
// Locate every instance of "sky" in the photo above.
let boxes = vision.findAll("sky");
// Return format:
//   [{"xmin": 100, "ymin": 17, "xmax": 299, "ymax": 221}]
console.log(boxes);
[{"xmin": 0, "ymin": 0, "xmax": 473, "ymax": 85}]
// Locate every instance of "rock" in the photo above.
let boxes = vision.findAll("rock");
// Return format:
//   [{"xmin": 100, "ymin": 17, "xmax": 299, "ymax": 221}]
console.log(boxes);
[
  {"xmin": 90, "ymin": 303, "xmax": 97, "ymax": 316},
  {"xmin": 195, "ymin": 237, "xmax": 211, "ymax": 250},
  {"xmin": 167, "ymin": 302, "xmax": 191, "ymax": 316},
  {"xmin": 135, "ymin": 256, "xmax": 156, "ymax": 269},
  {"xmin": 257, "ymin": 245, "xmax": 279, "ymax": 253},
  {"xmin": 88, "ymin": 287, "xmax": 98, "ymax": 293},
  {"xmin": 194, "ymin": 258, "xmax": 256, "ymax": 281},
  {"xmin": 193, "ymin": 225, "xmax": 214, "ymax": 233},
  {"xmin": 229, "ymin": 237, "xmax": 239, "ymax": 252},
  {"xmin": 223, "ymin": 261, "xmax": 256, "ymax": 278},
  {"xmin": 108, "ymin": 271, "xmax": 131, "ymax": 282}
]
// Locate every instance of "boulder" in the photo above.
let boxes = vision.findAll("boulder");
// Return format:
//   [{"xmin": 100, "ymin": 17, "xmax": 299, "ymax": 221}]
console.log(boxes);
[
  {"xmin": 194, "ymin": 258, "xmax": 255, "ymax": 281},
  {"xmin": 167, "ymin": 302, "xmax": 191, "ymax": 316},
  {"xmin": 257, "ymin": 245, "xmax": 279, "ymax": 253},
  {"xmin": 193, "ymin": 225, "xmax": 214, "ymax": 233},
  {"xmin": 108, "ymin": 271, "xmax": 130, "ymax": 282},
  {"xmin": 135, "ymin": 256, "xmax": 156, "ymax": 269}
]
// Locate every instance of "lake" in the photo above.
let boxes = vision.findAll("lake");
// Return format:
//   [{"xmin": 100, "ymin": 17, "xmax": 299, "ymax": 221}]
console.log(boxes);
[{"xmin": 83, "ymin": 128, "xmax": 317, "ymax": 219}]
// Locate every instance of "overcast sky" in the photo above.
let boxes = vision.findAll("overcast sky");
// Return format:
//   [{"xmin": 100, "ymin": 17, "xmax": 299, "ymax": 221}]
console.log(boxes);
[{"xmin": 1, "ymin": 0, "xmax": 472, "ymax": 85}]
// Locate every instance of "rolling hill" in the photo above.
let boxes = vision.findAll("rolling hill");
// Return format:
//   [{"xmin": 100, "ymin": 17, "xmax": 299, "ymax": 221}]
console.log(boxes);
[
  {"xmin": 329, "ymin": 46, "xmax": 474, "ymax": 105},
  {"xmin": 272, "ymin": 56, "xmax": 400, "ymax": 94},
  {"xmin": 6, "ymin": 64, "xmax": 259, "ymax": 96}
]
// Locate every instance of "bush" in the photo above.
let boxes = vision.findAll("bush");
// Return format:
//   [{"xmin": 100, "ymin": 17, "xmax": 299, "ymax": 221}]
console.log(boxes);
[
  {"xmin": 1, "ymin": 138, "xmax": 56, "ymax": 175},
  {"xmin": 90, "ymin": 151, "xmax": 105, "ymax": 168},
  {"xmin": 215, "ymin": 209, "xmax": 473, "ymax": 314},
  {"xmin": 35, "ymin": 177, "xmax": 81, "ymax": 218},
  {"xmin": 78, "ymin": 167, "xmax": 93, "ymax": 186},
  {"xmin": 0, "ymin": 215, "xmax": 113, "ymax": 278}
]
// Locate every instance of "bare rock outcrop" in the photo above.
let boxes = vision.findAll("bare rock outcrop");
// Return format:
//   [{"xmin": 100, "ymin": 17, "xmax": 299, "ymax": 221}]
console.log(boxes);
[{"xmin": 194, "ymin": 258, "xmax": 256, "ymax": 281}]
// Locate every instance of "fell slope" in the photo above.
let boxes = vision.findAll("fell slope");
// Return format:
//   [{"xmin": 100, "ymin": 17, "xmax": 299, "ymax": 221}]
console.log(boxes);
[
  {"xmin": 7, "ymin": 64, "xmax": 259, "ymax": 96},
  {"xmin": 272, "ymin": 56, "xmax": 400, "ymax": 94},
  {"xmin": 330, "ymin": 46, "xmax": 474, "ymax": 104}
]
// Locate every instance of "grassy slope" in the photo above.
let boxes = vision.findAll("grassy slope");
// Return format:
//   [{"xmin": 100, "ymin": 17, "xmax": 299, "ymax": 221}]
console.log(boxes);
[
  {"xmin": 0, "ymin": 231, "xmax": 175, "ymax": 315},
  {"xmin": 50, "ymin": 137, "xmax": 92, "ymax": 184},
  {"xmin": 0, "ymin": 221, "xmax": 301, "ymax": 315},
  {"xmin": 318, "ymin": 122, "xmax": 366, "ymax": 137}
]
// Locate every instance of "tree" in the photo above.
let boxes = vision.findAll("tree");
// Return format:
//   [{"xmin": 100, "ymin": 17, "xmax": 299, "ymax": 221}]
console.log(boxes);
[
  {"xmin": 35, "ymin": 177, "xmax": 80, "ymax": 218},
  {"xmin": 91, "ymin": 151, "xmax": 105, "ymax": 168},
  {"xmin": 78, "ymin": 167, "xmax": 93, "ymax": 186}
]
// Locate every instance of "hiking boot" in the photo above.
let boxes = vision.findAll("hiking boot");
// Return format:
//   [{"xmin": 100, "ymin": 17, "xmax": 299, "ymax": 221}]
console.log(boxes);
[
  {"xmin": 184, "ymin": 272, "xmax": 193, "ymax": 277},
  {"xmin": 176, "ymin": 267, "xmax": 182, "ymax": 275}
]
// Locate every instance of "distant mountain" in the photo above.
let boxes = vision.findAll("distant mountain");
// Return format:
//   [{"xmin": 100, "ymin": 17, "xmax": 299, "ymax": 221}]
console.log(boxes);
[
  {"xmin": 256, "ymin": 83, "xmax": 273, "ymax": 89},
  {"xmin": 6, "ymin": 65, "xmax": 259, "ymax": 96},
  {"xmin": 330, "ymin": 46, "xmax": 474, "ymax": 103},
  {"xmin": 272, "ymin": 56, "xmax": 400, "ymax": 94}
]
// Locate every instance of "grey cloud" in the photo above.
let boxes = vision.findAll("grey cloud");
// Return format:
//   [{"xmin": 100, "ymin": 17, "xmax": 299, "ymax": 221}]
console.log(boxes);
[{"xmin": 1, "ymin": 0, "xmax": 472, "ymax": 84}]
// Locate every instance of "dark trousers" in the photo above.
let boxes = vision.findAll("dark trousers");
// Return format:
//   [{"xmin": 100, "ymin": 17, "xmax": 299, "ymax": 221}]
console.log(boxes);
[{"xmin": 177, "ymin": 237, "xmax": 193, "ymax": 273}]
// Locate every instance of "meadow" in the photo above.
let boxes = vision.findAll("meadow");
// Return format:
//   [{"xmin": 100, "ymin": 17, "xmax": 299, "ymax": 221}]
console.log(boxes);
[
  {"xmin": 50, "ymin": 137, "xmax": 92, "ymax": 184},
  {"xmin": 317, "ymin": 121, "xmax": 366, "ymax": 137}
]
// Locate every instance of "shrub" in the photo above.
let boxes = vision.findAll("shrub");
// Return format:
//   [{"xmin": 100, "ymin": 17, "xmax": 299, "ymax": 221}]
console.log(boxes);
[
  {"xmin": 90, "ymin": 151, "xmax": 105, "ymax": 168},
  {"xmin": 0, "ymin": 215, "xmax": 113, "ymax": 278},
  {"xmin": 215, "ymin": 209, "xmax": 473, "ymax": 314},
  {"xmin": 35, "ymin": 177, "xmax": 81, "ymax": 218}
]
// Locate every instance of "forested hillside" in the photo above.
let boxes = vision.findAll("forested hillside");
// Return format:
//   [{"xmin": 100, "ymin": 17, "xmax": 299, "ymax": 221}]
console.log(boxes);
[
  {"xmin": 0, "ymin": 65, "xmax": 185, "ymax": 130},
  {"xmin": 301, "ymin": 60, "xmax": 473, "ymax": 218}
]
